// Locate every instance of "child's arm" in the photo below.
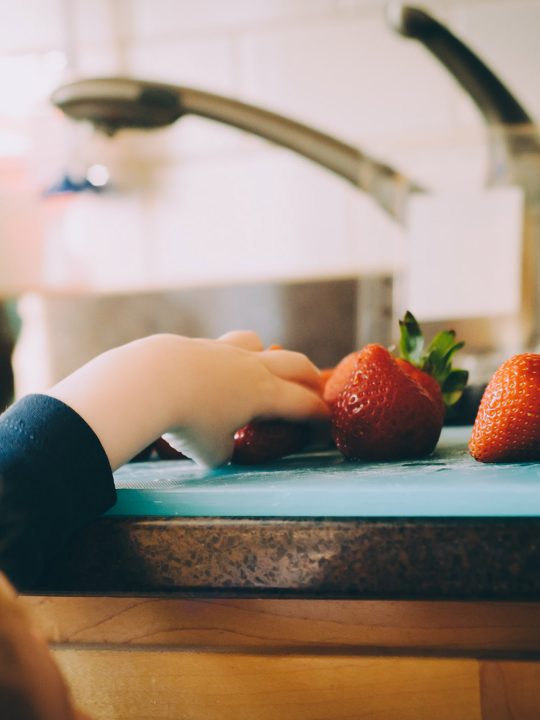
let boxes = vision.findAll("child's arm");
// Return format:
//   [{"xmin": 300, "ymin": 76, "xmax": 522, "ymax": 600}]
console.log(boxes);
[
  {"xmin": 0, "ymin": 330, "xmax": 327, "ymax": 589},
  {"xmin": 46, "ymin": 330, "xmax": 328, "ymax": 469}
]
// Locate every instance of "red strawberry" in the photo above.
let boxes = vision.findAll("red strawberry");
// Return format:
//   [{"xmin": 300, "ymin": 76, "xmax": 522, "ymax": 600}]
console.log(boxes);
[
  {"xmin": 232, "ymin": 420, "xmax": 309, "ymax": 465},
  {"xmin": 395, "ymin": 358, "xmax": 445, "ymax": 423},
  {"xmin": 395, "ymin": 311, "xmax": 468, "ymax": 422},
  {"xmin": 323, "ymin": 352, "xmax": 359, "ymax": 405},
  {"xmin": 331, "ymin": 312, "xmax": 468, "ymax": 461},
  {"xmin": 332, "ymin": 344, "xmax": 442, "ymax": 460},
  {"xmin": 469, "ymin": 353, "xmax": 540, "ymax": 462}
]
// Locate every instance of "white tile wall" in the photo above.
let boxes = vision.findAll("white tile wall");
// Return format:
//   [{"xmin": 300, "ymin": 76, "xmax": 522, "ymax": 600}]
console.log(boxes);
[
  {"xmin": 1, "ymin": 0, "xmax": 539, "ymax": 291},
  {"xmin": 68, "ymin": 0, "xmax": 120, "ymax": 47},
  {"xmin": 239, "ymin": 14, "xmax": 458, "ymax": 144},
  {"xmin": 127, "ymin": 35, "xmax": 235, "ymax": 90},
  {"xmin": 127, "ymin": 0, "xmax": 335, "ymax": 38},
  {"xmin": 151, "ymin": 148, "xmax": 353, "ymax": 285},
  {"xmin": 347, "ymin": 189, "xmax": 404, "ymax": 273},
  {"xmin": 0, "ymin": 0, "xmax": 65, "ymax": 53},
  {"xmin": 46, "ymin": 147, "xmax": 355, "ymax": 291},
  {"xmin": 42, "ymin": 193, "xmax": 151, "ymax": 290},
  {"xmin": 450, "ymin": 0, "xmax": 540, "ymax": 121},
  {"xmin": 70, "ymin": 43, "xmax": 121, "ymax": 76}
]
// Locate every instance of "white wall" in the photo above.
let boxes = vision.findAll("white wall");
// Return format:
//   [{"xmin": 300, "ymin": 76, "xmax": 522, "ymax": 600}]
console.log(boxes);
[{"xmin": 0, "ymin": 0, "xmax": 539, "ymax": 293}]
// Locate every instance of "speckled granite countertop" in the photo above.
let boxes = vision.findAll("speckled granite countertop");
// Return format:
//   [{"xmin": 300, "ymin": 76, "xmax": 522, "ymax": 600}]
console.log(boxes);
[{"xmin": 29, "ymin": 428, "xmax": 540, "ymax": 599}]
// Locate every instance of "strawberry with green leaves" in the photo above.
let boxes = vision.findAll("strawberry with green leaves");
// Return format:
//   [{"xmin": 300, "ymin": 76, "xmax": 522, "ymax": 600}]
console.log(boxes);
[
  {"xmin": 396, "ymin": 311, "xmax": 469, "ymax": 422},
  {"xmin": 331, "ymin": 312, "xmax": 468, "ymax": 461}
]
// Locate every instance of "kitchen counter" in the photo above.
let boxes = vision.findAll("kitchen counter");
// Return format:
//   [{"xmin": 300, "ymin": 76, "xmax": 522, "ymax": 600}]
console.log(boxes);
[
  {"xmin": 28, "ymin": 427, "xmax": 540, "ymax": 599},
  {"xmin": 22, "ymin": 426, "xmax": 540, "ymax": 719}
]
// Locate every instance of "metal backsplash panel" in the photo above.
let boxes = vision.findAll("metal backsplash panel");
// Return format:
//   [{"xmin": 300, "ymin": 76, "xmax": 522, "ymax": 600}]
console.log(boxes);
[{"xmin": 20, "ymin": 277, "xmax": 394, "ymax": 387}]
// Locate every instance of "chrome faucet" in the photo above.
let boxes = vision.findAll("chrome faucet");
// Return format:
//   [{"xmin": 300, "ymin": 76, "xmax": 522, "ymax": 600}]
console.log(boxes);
[
  {"xmin": 50, "ymin": 4, "xmax": 540, "ymax": 360},
  {"xmin": 51, "ymin": 76, "xmax": 421, "ymax": 224}
]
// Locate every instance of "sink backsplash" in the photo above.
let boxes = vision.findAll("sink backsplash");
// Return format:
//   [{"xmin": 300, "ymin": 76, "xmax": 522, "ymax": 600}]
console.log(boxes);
[{"xmin": 14, "ymin": 277, "xmax": 394, "ymax": 396}]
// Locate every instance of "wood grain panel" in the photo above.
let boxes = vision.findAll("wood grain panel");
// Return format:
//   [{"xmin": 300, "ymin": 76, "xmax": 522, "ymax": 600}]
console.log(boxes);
[
  {"xmin": 479, "ymin": 661, "xmax": 540, "ymax": 719},
  {"xmin": 23, "ymin": 597, "xmax": 540, "ymax": 656},
  {"xmin": 54, "ymin": 650, "xmax": 482, "ymax": 720}
]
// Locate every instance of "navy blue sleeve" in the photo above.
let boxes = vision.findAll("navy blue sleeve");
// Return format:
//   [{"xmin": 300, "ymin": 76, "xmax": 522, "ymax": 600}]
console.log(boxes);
[{"xmin": 0, "ymin": 394, "xmax": 116, "ymax": 589}]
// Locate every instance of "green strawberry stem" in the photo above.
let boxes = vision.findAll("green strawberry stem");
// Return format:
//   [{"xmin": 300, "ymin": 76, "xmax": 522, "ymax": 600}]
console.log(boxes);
[{"xmin": 398, "ymin": 311, "xmax": 468, "ymax": 407}]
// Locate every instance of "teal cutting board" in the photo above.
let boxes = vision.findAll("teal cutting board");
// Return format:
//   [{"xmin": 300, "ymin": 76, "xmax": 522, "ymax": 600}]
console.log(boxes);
[{"xmin": 109, "ymin": 427, "xmax": 540, "ymax": 518}]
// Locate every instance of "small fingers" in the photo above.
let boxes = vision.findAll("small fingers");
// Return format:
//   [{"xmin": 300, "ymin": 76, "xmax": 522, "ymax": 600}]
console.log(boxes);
[
  {"xmin": 261, "ymin": 377, "xmax": 330, "ymax": 421},
  {"xmin": 217, "ymin": 330, "xmax": 264, "ymax": 352},
  {"xmin": 260, "ymin": 349, "xmax": 322, "ymax": 391}
]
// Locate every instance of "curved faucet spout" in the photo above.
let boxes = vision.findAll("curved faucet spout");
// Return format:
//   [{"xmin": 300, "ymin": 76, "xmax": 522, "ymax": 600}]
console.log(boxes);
[
  {"xmin": 386, "ymin": 2, "xmax": 540, "ymax": 186},
  {"xmin": 51, "ymin": 77, "xmax": 421, "ymax": 224}
]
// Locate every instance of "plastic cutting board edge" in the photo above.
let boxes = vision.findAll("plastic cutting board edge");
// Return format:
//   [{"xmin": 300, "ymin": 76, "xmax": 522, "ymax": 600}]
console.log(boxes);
[{"xmin": 109, "ymin": 427, "xmax": 540, "ymax": 518}]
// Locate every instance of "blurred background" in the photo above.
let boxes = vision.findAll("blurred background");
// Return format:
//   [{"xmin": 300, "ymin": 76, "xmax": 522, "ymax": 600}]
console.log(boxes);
[{"xmin": 1, "ymin": 0, "xmax": 539, "ymax": 402}]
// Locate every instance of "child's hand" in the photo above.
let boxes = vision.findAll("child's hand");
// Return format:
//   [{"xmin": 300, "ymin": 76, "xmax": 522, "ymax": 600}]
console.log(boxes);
[
  {"xmin": 163, "ymin": 330, "xmax": 328, "ymax": 466},
  {"xmin": 47, "ymin": 331, "xmax": 328, "ymax": 469}
]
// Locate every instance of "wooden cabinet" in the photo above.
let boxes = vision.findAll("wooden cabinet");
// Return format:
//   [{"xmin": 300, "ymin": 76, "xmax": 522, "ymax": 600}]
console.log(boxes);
[{"xmin": 22, "ymin": 596, "xmax": 540, "ymax": 720}]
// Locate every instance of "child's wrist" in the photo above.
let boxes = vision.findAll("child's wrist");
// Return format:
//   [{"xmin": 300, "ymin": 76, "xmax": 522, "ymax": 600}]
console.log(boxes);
[{"xmin": 137, "ymin": 333, "xmax": 200, "ymax": 431}]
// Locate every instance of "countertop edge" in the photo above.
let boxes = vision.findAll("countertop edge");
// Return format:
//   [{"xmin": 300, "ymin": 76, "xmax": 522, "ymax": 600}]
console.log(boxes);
[{"xmin": 29, "ymin": 515, "xmax": 540, "ymax": 599}]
